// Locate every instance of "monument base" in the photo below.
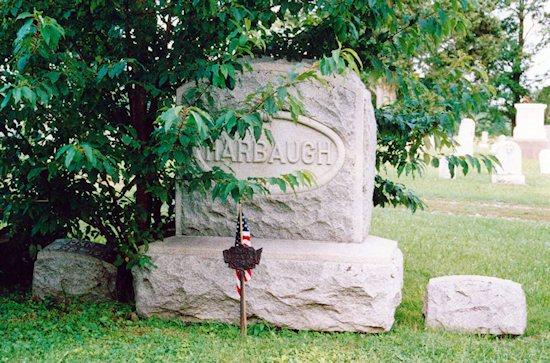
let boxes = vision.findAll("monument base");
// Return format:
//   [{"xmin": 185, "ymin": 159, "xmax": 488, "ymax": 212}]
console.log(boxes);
[
  {"xmin": 513, "ymin": 139, "xmax": 550, "ymax": 159},
  {"xmin": 133, "ymin": 235, "xmax": 403, "ymax": 333},
  {"xmin": 491, "ymin": 174, "xmax": 525, "ymax": 185}
]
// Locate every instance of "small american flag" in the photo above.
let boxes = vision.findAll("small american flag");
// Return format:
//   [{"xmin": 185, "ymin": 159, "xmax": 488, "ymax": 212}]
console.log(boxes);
[{"xmin": 235, "ymin": 211, "xmax": 252, "ymax": 296}]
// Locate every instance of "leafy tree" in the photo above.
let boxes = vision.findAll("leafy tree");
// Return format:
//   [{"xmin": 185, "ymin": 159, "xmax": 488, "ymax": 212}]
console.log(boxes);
[
  {"xmin": 535, "ymin": 86, "xmax": 550, "ymax": 124},
  {"xmin": 0, "ymin": 0, "xmax": 494, "ymax": 297}
]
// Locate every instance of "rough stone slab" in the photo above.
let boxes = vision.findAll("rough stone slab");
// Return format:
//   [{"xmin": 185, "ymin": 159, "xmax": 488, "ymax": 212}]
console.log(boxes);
[
  {"xmin": 176, "ymin": 59, "xmax": 377, "ymax": 243},
  {"xmin": 133, "ymin": 235, "xmax": 403, "ymax": 333},
  {"xmin": 423, "ymin": 275, "xmax": 527, "ymax": 335},
  {"xmin": 32, "ymin": 239, "xmax": 117, "ymax": 301}
]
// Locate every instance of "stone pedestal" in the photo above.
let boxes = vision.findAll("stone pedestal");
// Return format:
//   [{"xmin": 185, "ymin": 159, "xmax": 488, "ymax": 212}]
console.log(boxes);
[
  {"xmin": 134, "ymin": 235, "xmax": 403, "ymax": 332},
  {"xmin": 513, "ymin": 103, "xmax": 549, "ymax": 159},
  {"xmin": 513, "ymin": 103, "xmax": 547, "ymax": 140},
  {"xmin": 513, "ymin": 139, "xmax": 550, "ymax": 159}
]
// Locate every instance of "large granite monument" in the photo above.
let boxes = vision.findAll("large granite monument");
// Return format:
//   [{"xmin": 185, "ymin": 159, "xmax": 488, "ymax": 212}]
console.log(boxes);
[{"xmin": 133, "ymin": 59, "xmax": 403, "ymax": 332}]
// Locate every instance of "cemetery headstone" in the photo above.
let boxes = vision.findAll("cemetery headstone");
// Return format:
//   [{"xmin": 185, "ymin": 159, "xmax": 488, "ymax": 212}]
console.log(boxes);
[
  {"xmin": 32, "ymin": 239, "xmax": 117, "ymax": 301},
  {"xmin": 479, "ymin": 131, "xmax": 489, "ymax": 149},
  {"xmin": 133, "ymin": 59, "xmax": 404, "ymax": 333},
  {"xmin": 512, "ymin": 103, "xmax": 550, "ymax": 159},
  {"xmin": 455, "ymin": 118, "xmax": 475, "ymax": 156},
  {"xmin": 424, "ymin": 275, "xmax": 527, "ymax": 335},
  {"xmin": 539, "ymin": 149, "xmax": 550, "ymax": 174},
  {"xmin": 491, "ymin": 138, "xmax": 525, "ymax": 185},
  {"xmin": 438, "ymin": 158, "xmax": 453, "ymax": 179}
]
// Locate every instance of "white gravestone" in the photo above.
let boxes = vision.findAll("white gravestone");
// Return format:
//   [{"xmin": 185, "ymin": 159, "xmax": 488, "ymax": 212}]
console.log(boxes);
[
  {"xmin": 424, "ymin": 275, "xmax": 527, "ymax": 335},
  {"xmin": 133, "ymin": 59, "xmax": 403, "ymax": 333},
  {"xmin": 479, "ymin": 131, "xmax": 489, "ymax": 149},
  {"xmin": 455, "ymin": 118, "xmax": 475, "ymax": 156},
  {"xmin": 539, "ymin": 149, "xmax": 550, "ymax": 174},
  {"xmin": 491, "ymin": 138, "xmax": 525, "ymax": 185},
  {"xmin": 438, "ymin": 158, "xmax": 453, "ymax": 179},
  {"xmin": 513, "ymin": 103, "xmax": 548, "ymax": 140}
]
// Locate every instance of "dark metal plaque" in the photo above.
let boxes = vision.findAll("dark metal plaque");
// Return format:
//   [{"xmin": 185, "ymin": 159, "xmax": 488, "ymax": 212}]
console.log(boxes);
[{"xmin": 223, "ymin": 245, "xmax": 262, "ymax": 271}]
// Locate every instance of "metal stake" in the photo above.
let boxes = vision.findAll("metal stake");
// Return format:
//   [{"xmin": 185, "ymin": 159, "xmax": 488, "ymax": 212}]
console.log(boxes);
[
  {"xmin": 239, "ymin": 268, "xmax": 247, "ymax": 337},
  {"xmin": 238, "ymin": 203, "xmax": 247, "ymax": 337}
]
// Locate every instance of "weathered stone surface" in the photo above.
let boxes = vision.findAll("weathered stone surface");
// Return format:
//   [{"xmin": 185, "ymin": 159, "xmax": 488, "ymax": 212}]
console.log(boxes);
[
  {"xmin": 175, "ymin": 59, "xmax": 377, "ymax": 243},
  {"xmin": 423, "ymin": 275, "xmax": 527, "ymax": 335},
  {"xmin": 32, "ymin": 239, "xmax": 117, "ymax": 301},
  {"xmin": 133, "ymin": 235, "xmax": 403, "ymax": 333},
  {"xmin": 491, "ymin": 138, "xmax": 525, "ymax": 185}
]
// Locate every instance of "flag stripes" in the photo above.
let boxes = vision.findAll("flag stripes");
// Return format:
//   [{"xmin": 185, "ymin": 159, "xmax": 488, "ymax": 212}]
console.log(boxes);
[{"xmin": 235, "ymin": 211, "xmax": 252, "ymax": 296}]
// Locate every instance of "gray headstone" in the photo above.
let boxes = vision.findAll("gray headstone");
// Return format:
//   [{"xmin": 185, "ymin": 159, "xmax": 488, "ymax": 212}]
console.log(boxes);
[
  {"xmin": 176, "ymin": 59, "xmax": 377, "ymax": 243},
  {"xmin": 32, "ymin": 239, "xmax": 117, "ymax": 301},
  {"xmin": 424, "ymin": 275, "xmax": 527, "ymax": 335}
]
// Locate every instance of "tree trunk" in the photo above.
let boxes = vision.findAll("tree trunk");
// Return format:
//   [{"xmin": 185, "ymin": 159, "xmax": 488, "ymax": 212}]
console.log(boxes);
[
  {"xmin": 511, "ymin": 0, "xmax": 526, "ymax": 130},
  {"xmin": 130, "ymin": 84, "xmax": 153, "ymax": 233}
]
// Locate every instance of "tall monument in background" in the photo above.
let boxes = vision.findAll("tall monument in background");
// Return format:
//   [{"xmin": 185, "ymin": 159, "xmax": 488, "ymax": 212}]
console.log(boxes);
[{"xmin": 513, "ymin": 103, "xmax": 549, "ymax": 159}]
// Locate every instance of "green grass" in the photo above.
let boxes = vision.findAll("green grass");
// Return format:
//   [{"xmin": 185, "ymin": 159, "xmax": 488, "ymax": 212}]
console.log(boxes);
[
  {"xmin": 1, "ymin": 161, "xmax": 550, "ymax": 362},
  {"xmin": 384, "ymin": 159, "xmax": 550, "ymax": 209}
]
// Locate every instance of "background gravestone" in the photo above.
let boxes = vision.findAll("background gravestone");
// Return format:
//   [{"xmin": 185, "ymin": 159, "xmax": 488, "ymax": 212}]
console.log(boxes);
[
  {"xmin": 32, "ymin": 239, "xmax": 117, "ymax": 301},
  {"xmin": 512, "ymin": 103, "xmax": 550, "ymax": 159},
  {"xmin": 479, "ymin": 131, "xmax": 489, "ymax": 149},
  {"xmin": 455, "ymin": 118, "xmax": 475, "ymax": 156},
  {"xmin": 491, "ymin": 138, "xmax": 525, "ymax": 185},
  {"xmin": 424, "ymin": 275, "xmax": 527, "ymax": 335},
  {"xmin": 133, "ymin": 59, "xmax": 404, "ymax": 333},
  {"xmin": 539, "ymin": 149, "xmax": 550, "ymax": 174}
]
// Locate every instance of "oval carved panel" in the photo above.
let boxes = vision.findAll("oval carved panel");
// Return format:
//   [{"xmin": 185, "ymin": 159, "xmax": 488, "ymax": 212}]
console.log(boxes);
[{"xmin": 197, "ymin": 112, "xmax": 346, "ymax": 193}]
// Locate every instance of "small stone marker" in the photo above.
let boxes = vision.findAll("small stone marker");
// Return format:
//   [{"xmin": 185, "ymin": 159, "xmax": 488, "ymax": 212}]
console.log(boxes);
[
  {"xmin": 423, "ymin": 275, "xmax": 527, "ymax": 335},
  {"xmin": 456, "ymin": 118, "xmax": 475, "ymax": 156},
  {"xmin": 438, "ymin": 158, "xmax": 453, "ymax": 179},
  {"xmin": 539, "ymin": 149, "xmax": 550, "ymax": 174},
  {"xmin": 491, "ymin": 137, "xmax": 525, "ymax": 185},
  {"xmin": 33, "ymin": 239, "xmax": 117, "ymax": 301},
  {"xmin": 479, "ymin": 131, "xmax": 489, "ymax": 149}
]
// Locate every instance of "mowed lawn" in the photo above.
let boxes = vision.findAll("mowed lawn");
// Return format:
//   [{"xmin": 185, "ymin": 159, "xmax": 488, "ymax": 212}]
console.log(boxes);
[{"xmin": 1, "ymin": 160, "xmax": 549, "ymax": 362}]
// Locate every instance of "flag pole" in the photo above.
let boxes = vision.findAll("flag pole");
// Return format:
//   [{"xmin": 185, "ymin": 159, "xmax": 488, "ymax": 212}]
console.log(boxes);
[{"xmin": 238, "ymin": 202, "xmax": 247, "ymax": 337}]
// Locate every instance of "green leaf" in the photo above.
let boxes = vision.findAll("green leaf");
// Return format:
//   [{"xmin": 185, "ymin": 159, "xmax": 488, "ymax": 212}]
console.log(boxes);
[
  {"xmin": 65, "ymin": 147, "xmax": 76, "ymax": 168},
  {"xmin": 160, "ymin": 106, "xmax": 183, "ymax": 131},
  {"xmin": 82, "ymin": 144, "xmax": 95, "ymax": 165}
]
